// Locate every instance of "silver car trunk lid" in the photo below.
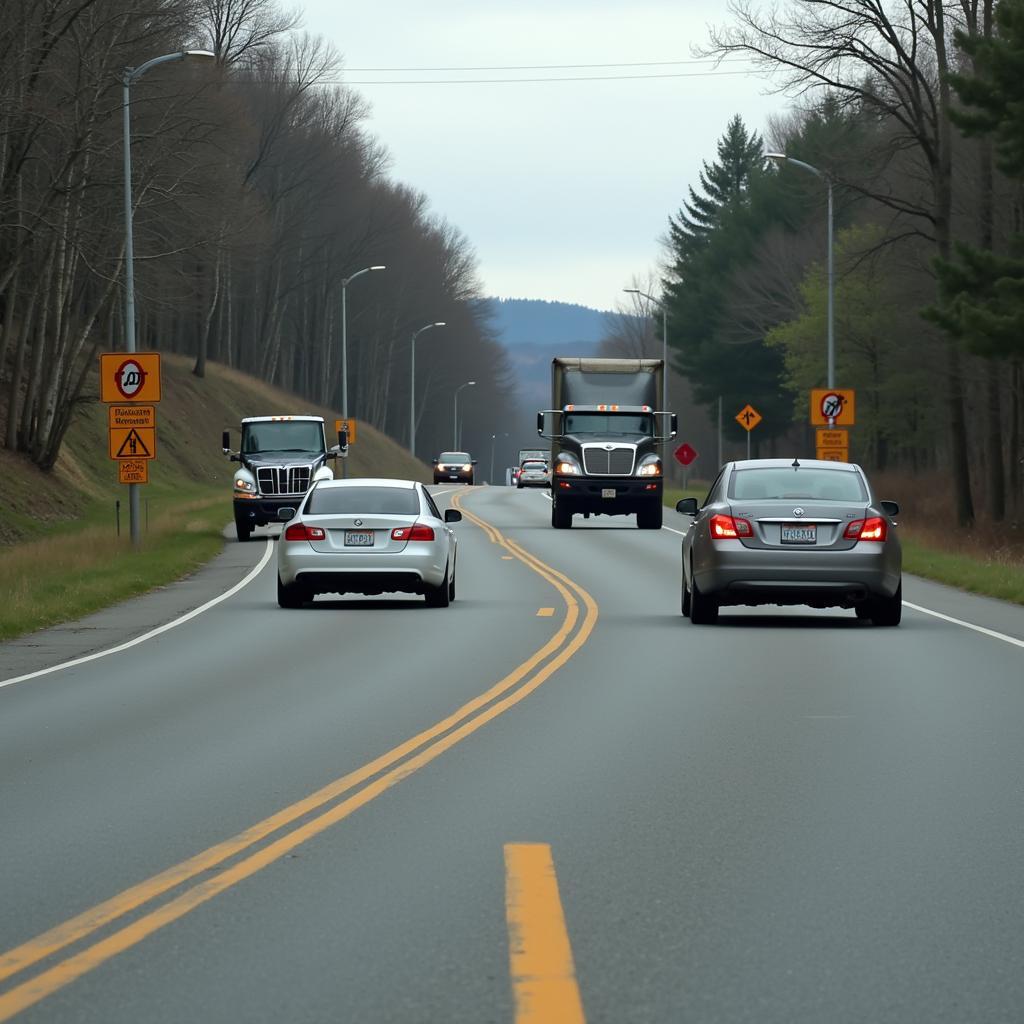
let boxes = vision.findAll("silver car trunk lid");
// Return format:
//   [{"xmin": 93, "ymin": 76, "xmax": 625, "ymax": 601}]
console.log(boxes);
[
  {"xmin": 301, "ymin": 514, "xmax": 417, "ymax": 553},
  {"xmin": 726, "ymin": 501, "xmax": 869, "ymax": 550}
]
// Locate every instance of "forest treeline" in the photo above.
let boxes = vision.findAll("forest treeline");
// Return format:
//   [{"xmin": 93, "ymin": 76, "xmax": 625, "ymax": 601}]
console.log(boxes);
[
  {"xmin": 0, "ymin": 0, "xmax": 514, "ymax": 472},
  {"xmin": 609, "ymin": 0, "xmax": 1024, "ymax": 525}
]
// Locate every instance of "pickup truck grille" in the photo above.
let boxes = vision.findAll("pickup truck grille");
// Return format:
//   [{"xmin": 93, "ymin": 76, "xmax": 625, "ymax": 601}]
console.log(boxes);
[
  {"xmin": 582, "ymin": 445, "xmax": 635, "ymax": 476},
  {"xmin": 257, "ymin": 465, "xmax": 312, "ymax": 496}
]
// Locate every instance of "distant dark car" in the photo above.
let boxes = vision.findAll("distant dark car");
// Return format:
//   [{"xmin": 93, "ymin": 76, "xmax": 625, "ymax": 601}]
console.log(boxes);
[
  {"xmin": 676, "ymin": 459, "xmax": 902, "ymax": 625},
  {"xmin": 433, "ymin": 452, "xmax": 476, "ymax": 485}
]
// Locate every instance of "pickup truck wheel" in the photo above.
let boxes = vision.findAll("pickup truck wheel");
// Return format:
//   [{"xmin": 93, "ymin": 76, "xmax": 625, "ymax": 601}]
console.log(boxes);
[
  {"xmin": 689, "ymin": 576, "xmax": 719, "ymax": 625},
  {"xmin": 637, "ymin": 504, "xmax": 663, "ymax": 530},
  {"xmin": 425, "ymin": 566, "xmax": 452, "ymax": 607},
  {"xmin": 235, "ymin": 516, "xmax": 252, "ymax": 542},
  {"xmin": 551, "ymin": 500, "xmax": 572, "ymax": 529},
  {"xmin": 277, "ymin": 574, "xmax": 308, "ymax": 609}
]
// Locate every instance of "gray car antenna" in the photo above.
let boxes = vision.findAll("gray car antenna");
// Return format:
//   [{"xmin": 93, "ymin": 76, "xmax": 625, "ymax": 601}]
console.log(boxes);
[{"xmin": 791, "ymin": 458, "xmax": 801, "ymax": 468}]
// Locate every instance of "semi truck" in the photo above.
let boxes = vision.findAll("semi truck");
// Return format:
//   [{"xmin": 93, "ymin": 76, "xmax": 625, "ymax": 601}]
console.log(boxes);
[
  {"xmin": 538, "ymin": 357, "xmax": 676, "ymax": 529},
  {"xmin": 222, "ymin": 415, "xmax": 343, "ymax": 541}
]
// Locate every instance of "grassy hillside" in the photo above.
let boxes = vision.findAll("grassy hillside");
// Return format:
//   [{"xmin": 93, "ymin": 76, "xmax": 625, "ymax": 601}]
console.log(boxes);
[{"xmin": 0, "ymin": 354, "xmax": 430, "ymax": 545}]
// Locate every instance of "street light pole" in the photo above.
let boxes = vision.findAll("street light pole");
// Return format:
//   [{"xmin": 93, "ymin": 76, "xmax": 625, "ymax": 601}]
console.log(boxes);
[
  {"xmin": 624, "ymin": 288, "xmax": 668, "ymax": 410},
  {"xmin": 765, "ymin": 153, "xmax": 834, "ymax": 389},
  {"xmin": 410, "ymin": 321, "xmax": 445, "ymax": 459},
  {"xmin": 490, "ymin": 431, "xmax": 508, "ymax": 484},
  {"xmin": 339, "ymin": 264, "xmax": 385, "ymax": 477},
  {"xmin": 122, "ymin": 48, "xmax": 214, "ymax": 545},
  {"xmin": 453, "ymin": 380, "xmax": 476, "ymax": 448}
]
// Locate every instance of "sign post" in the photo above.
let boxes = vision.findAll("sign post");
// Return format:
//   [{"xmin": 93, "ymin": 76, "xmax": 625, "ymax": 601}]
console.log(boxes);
[
  {"xmin": 100, "ymin": 353, "xmax": 161, "ymax": 545},
  {"xmin": 735, "ymin": 404, "xmax": 762, "ymax": 459}
]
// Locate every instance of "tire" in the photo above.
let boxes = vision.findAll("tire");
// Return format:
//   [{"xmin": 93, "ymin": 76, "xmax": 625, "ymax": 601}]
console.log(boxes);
[
  {"xmin": 425, "ymin": 566, "xmax": 452, "ymax": 607},
  {"xmin": 235, "ymin": 515, "xmax": 252, "ymax": 542},
  {"xmin": 854, "ymin": 603, "xmax": 872, "ymax": 621},
  {"xmin": 277, "ymin": 574, "xmax": 308, "ymax": 608},
  {"xmin": 681, "ymin": 573, "xmax": 691, "ymax": 616},
  {"xmin": 448, "ymin": 565, "xmax": 456, "ymax": 601},
  {"xmin": 637, "ymin": 504, "xmax": 663, "ymax": 530},
  {"xmin": 689, "ymin": 575, "xmax": 719, "ymax": 625},
  {"xmin": 551, "ymin": 500, "xmax": 572, "ymax": 529},
  {"xmin": 869, "ymin": 581, "xmax": 902, "ymax": 627}
]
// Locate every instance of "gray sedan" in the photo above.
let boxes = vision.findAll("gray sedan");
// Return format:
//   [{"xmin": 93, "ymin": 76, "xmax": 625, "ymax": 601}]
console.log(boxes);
[
  {"xmin": 277, "ymin": 479, "xmax": 460, "ymax": 608},
  {"xmin": 676, "ymin": 459, "xmax": 902, "ymax": 625}
]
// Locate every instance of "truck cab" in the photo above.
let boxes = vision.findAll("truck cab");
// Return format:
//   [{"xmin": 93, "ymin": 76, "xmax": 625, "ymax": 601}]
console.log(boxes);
[
  {"xmin": 538, "ymin": 358, "xmax": 676, "ymax": 529},
  {"xmin": 222, "ymin": 416, "xmax": 338, "ymax": 541}
]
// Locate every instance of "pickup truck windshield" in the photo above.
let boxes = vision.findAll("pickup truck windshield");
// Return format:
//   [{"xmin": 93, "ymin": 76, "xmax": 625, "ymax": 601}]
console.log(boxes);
[
  {"xmin": 241, "ymin": 421, "xmax": 324, "ymax": 454},
  {"xmin": 563, "ymin": 413, "xmax": 652, "ymax": 436}
]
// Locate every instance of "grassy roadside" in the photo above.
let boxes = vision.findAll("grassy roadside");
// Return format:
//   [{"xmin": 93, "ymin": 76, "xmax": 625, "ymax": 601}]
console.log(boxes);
[
  {"xmin": 662, "ymin": 487, "xmax": 1024, "ymax": 608},
  {"xmin": 0, "ymin": 493, "xmax": 227, "ymax": 641}
]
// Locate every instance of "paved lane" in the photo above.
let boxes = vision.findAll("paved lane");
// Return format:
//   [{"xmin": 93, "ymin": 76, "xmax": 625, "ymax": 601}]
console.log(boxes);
[{"xmin": 1, "ymin": 486, "xmax": 1023, "ymax": 1022}]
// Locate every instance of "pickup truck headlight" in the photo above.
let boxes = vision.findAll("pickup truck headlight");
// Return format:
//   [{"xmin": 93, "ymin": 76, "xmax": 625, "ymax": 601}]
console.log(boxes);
[
  {"xmin": 636, "ymin": 456, "xmax": 662, "ymax": 477},
  {"xmin": 233, "ymin": 474, "xmax": 256, "ymax": 494},
  {"xmin": 554, "ymin": 454, "xmax": 582, "ymax": 476}
]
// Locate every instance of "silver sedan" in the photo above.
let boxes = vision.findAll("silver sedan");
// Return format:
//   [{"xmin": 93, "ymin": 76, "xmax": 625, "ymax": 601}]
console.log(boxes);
[
  {"xmin": 676, "ymin": 459, "xmax": 902, "ymax": 625},
  {"xmin": 277, "ymin": 479, "xmax": 460, "ymax": 608}
]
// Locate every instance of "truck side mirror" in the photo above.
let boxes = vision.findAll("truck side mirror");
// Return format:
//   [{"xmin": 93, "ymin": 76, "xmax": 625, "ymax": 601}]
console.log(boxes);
[
  {"xmin": 537, "ymin": 410, "xmax": 563, "ymax": 439},
  {"xmin": 536, "ymin": 412, "xmax": 544, "ymax": 435},
  {"xmin": 222, "ymin": 430, "xmax": 230, "ymax": 452},
  {"xmin": 671, "ymin": 413, "xmax": 678, "ymax": 435},
  {"xmin": 338, "ymin": 429, "xmax": 349, "ymax": 452}
]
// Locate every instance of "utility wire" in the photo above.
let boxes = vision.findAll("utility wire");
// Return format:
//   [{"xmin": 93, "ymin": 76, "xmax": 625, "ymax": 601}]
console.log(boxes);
[
  {"xmin": 329, "ymin": 70, "xmax": 756, "ymax": 85},
  {"xmin": 343, "ymin": 58, "xmax": 748, "ymax": 72}
]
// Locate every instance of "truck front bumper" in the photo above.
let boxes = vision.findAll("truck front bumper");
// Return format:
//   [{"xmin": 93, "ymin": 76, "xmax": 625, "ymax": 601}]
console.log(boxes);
[
  {"xmin": 234, "ymin": 496, "xmax": 304, "ymax": 526},
  {"xmin": 552, "ymin": 477, "xmax": 662, "ymax": 513}
]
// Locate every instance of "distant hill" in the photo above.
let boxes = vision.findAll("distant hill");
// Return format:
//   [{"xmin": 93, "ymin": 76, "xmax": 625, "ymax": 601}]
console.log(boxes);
[{"xmin": 480, "ymin": 297, "xmax": 615, "ymax": 412}]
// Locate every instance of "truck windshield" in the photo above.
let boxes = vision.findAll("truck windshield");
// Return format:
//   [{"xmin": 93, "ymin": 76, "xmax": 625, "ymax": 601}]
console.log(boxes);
[
  {"xmin": 563, "ymin": 413, "xmax": 652, "ymax": 436},
  {"xmin": 241, "ymin": 421, "xmax": 324, "ymax": 454}
]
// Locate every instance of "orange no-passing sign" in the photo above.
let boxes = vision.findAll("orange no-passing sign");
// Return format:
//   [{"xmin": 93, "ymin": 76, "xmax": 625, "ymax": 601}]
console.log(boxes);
[
  {"xmin": 100, "ymin": 352, "xmax": 161, "ymax": 403},
  {"xmin": 810, "ymin": 388, "xmax": 855, "ymax": 426}
]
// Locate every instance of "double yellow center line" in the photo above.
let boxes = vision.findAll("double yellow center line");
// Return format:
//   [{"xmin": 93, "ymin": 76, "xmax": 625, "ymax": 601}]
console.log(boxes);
[{"xmin": 0, "ymin": 491, "xmax": 597, "ymax": 1021}]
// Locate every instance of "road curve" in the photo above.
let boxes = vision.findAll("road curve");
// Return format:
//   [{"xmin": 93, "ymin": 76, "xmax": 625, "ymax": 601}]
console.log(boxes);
[{"xmin": 1, "ymin": 485, "xmax": 1023, "ymax": 1023}]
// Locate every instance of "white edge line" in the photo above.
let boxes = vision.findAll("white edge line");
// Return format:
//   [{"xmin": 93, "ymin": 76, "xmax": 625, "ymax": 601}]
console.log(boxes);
[
  {"xmin": 903, "ymin": 601, "xmax": 1024, "ymax": 650},
  {"xmin": 0, "ymin": 539, "xmax": 275, "ymax": 690}
]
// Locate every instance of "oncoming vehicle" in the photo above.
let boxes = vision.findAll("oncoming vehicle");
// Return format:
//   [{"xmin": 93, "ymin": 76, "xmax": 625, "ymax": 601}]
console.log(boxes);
[
  {"xmin": 223, "ymin": 416, "xmax": 340, "ymax": 541},
  {"xmin": 433, "ymin": 452, "xmax": 476, "ymax": 485},
  {"xmin": 277, "ymin": 479, "xmax": 461, "ymax": 608},
  {"xmin": 676, "ymin": 459, "xmax": 902, "ymax": 625},
  {"xmin": 517, "ymin": 459, "xmax": 550, "ymax": 488}
]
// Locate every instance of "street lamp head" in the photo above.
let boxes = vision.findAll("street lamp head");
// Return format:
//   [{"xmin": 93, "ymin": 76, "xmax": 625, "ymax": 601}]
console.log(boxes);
[
  {"xmin": 434, "ymin": 321, "xmax": 446, "ymax": 327},
  {"xmin": 183, "ymin": 49, "xmax": 216, "ymax": 61},
  {"xmin": 764, "ymin": 151, "xmax": 786, "ymax": 161},
  {"xmin": 370, "ymin": 265, "xmax": 386, "ymax": 271}
]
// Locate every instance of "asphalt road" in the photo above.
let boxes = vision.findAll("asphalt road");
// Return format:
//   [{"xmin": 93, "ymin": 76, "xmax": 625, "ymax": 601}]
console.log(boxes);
[{"xmin": 2, "ymin": 485, "xmax": 1023, "ymax": 1023}]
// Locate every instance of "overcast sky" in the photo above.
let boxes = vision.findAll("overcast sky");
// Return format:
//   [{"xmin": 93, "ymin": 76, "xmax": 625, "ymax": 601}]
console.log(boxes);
[{"xmin": 297, "ymin": 0, "xmax": 788, "ymax": 311}]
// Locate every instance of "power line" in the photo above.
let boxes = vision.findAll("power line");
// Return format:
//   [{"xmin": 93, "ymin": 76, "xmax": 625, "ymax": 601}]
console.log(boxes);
[
  {"xmin": 334, "ymin": 70, "xmax": 756, "ymax": 85},
  {"xmin": 343, "ymin": 58, "xmax": 747, "ymax": 72}
]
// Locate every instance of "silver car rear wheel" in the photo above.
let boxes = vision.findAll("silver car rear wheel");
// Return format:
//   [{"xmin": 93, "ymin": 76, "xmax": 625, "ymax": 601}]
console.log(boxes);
[{"xmin": 689, "ymin": 576, "xmax": 718, "ymax": 625}]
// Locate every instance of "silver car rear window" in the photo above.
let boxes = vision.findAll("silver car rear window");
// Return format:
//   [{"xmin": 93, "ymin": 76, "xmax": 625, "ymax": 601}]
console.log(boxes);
[
  {"xmin": 730, "ymin": 468, "xmax": 866, "ymax": 502},
  {"xmin": 305, "ymin": 486, "xmax": 419, "ymax": 515}
]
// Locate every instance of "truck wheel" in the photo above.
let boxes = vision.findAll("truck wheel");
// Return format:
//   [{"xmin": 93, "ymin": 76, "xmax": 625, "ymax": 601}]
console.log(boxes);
[
  {"xmin": 551, "ymin": 501, "xmax": 572, "ymax": 529},
  {"xmin": 637, "ymin": 504, "xmax": 663, "ymax": 530},
  {"xmin": 277, "ymin": 574, "xmax": 308, "ymax": 608},
  {"xmin": 689, "ymin": 576, "xmax": 719, "ymax": 625},
  {"xmin": 235, "ymin": 515, "xmax": 252, "ymax": 542}
]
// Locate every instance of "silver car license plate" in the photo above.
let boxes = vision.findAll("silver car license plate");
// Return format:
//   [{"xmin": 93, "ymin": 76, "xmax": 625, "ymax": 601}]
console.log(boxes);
[
  {"xmin": 344, "ymin": 530, "xmax": 374, "ymax": 546},
  {"xmin": 601, "ymin": 488, "xmax": 616, "ymax": 498},
  {"xmin": 781, "ymin": 524, "xmax": 816, "ymax": 544}
]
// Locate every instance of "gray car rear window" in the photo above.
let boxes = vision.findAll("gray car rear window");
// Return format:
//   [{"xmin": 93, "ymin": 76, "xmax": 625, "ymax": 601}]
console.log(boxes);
[
  {"xmin": 730, "ymin": 468, "xmax": 867, "ymax": 502},
  {"xmin": 305, "ymin": 486, "xmax": 419, "ymax": 515}
]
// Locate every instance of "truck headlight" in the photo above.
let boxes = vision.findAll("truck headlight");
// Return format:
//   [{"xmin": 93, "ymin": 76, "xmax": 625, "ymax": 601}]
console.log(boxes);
[
  {"xmin": 636, "ymin": 456, "xmax": 662, "ymax": 477},
  {"xmin": 234, "ymin": 475, "xmax": 256, "ymax": 494},
  {"xmin": 554, "ymin": 454, "xmax": 582, "ymax": 475}
]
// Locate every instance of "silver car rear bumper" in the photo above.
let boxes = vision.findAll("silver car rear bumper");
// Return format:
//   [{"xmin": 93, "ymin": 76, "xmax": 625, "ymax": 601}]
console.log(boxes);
[{"xmin": 278, "ymin": 542, "xmax": 448, "ymax": 594}]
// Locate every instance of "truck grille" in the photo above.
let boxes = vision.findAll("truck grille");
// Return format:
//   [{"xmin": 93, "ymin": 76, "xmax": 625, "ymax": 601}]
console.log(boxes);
[
  {"xmin": 582, "ymin": 445, "xmax": 635, "ymax": 476},
  {"xmin": 257, "ymin": 465, "xmax": 312, "ymax": 495}
]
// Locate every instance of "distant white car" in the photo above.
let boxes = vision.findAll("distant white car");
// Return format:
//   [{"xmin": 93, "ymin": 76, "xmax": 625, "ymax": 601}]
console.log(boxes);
[
  {"xmin": 517, "ymin": 459, "xmax": 550, "ymax": 488},
  {"xmin": 277, "ymin": 479, "xmax": 460, "ymax": 608}
]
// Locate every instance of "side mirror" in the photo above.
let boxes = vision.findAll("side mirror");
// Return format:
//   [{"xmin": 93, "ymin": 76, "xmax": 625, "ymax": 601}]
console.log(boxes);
[
  {"xmin": 536, "ymin": 412, "xmax": 544, "ymax": 436},
  {"xmin": 337, "ymin": 429, "xmax": 349, "ymax": 453},
  {"xmin": 671, "ymin": 413, "xmax": 678, "ymax": 435},
  {"xmin": 431, "ymin": 458, "xmax": 439, "ymax": 465},
  {"xmin": 676, "ymin": 497, "xmax": 699, "ymax": 516},
  {"xmin": 471, "ymin": 460, "xmax": 478, "ymax": 465},
  {"xmin": 444, "ymin": 509, "xmax": 462, "ymax": 523},
  {"xmin": 277, "ymin": 506, "xmax": 296, "ymax": 521},
  {"xmin": 880, "ymin": 500, "xmax": 900, "ymax": 517},
  {"xmin": 221, "ymin": 430, "xmax": 231, "ymax": 454}
]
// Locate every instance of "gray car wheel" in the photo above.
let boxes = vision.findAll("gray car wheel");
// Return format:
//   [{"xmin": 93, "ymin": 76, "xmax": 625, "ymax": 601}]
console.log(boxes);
[
  {"xmin": 869, "ymin": 581, "xmax": 902, "ymax": 626},
  {"xmin": 681, "ymin": 573, "xmax": 691, "ymax": 616},
  {"xmin": 689, "ymin": 575, "xmax": 718, "ymax": 625}
]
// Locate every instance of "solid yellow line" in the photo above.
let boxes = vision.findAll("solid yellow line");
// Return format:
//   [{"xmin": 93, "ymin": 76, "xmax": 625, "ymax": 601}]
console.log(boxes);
[
  {"xmin": 0, "ymin": 493, "xmax": 571, "ymax": 990},
  {"xmin": 0, "ymin": 496, "xmax": 599, "ymax": 1020},
  {"xmin": 537, "ymin": 608, "xmax": 555, "ymax": 617},
  {"xmin": 505, "ymin": 844, "xmax": 586, "ymax": 1024}
]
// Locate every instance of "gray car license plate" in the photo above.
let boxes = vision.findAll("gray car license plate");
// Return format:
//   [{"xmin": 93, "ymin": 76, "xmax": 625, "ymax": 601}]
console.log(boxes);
[
  {"xmin": 781, "ymin": 524, "xmax": 816, "ymax": 544},
  {"xmin": 602, "ymin": 488, "xmax": 616, "ymax": 498},
  {"xmin": 344, "ymin": 530, "xmax": 374, "ymax": 546}
]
